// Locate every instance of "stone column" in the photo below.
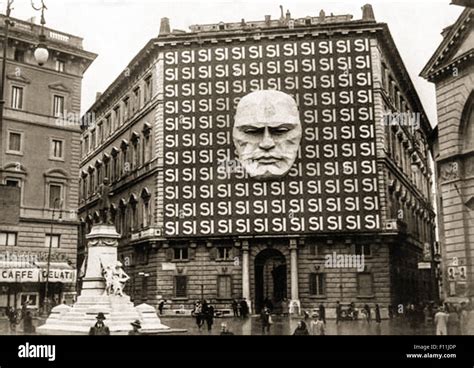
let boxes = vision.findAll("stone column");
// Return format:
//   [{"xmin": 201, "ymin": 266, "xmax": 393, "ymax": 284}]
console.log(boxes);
[
  {"xmin": 241, "ymin": 240, "xmax": 251, "ymax": 313},
  {"xmin": 289, "ymin": 238, "xmax": 300, "ymax": 315}
]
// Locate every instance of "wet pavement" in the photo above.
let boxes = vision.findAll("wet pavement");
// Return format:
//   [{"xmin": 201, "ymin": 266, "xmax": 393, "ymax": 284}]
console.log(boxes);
[{"xmin": 2, "ymin": 314, "xmax": 469, "ymax": 335}]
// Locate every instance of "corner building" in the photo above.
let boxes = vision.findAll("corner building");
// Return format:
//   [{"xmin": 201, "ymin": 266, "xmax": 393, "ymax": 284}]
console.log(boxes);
[
  {"xmin": 0, "ymin": 15, "xmax": 96, "ymax": 311},
  {"xmin": 79, "ymin": 7, "xmax": 437, "ymax": 316}
]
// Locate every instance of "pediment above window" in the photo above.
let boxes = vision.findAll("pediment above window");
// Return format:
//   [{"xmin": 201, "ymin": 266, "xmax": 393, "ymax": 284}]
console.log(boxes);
[
  {"xmin": 48, "ymin": 82, "xmax": 71, "ymax": 94},
  {"xmin": 7, "ymin": 73, "xmax": 31, "ymax": 84}
]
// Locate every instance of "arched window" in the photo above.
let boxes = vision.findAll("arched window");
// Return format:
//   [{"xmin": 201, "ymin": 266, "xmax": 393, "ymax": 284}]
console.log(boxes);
[
  {"xmin": 141, "ymin": 188, "xmax": 152, "ymax": 228},
  {"xmin": 129, "ymin": 194, "xmax": 138, "ymax": 231},
  {"xmin": 462, "ymin": 92, "xmax": 474, "ymax": 150}
]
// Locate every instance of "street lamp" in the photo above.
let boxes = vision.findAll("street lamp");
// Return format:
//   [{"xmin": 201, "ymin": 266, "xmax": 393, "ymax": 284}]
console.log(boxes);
[
  {"xmin": 31, "ymin": 0, "xmax": 49, "ymax": 66},
  {"xmin": 0, "ymin": 0, "xmax": 49, "ymax": 180},
  {"xmin": 43, "ymin": 197, "xmax": 62, "ymax": 315}
]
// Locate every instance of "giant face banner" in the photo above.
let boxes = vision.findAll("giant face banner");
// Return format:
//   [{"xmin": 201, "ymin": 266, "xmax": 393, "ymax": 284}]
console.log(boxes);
[{"xmin": 163, "ymin": 35, "xmax": 380, "ymax": 237}]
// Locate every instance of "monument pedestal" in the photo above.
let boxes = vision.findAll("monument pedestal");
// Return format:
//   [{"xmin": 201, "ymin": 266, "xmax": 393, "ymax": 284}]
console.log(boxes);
[{"xmin": 38, "ymin": 224, "xmax": 183, "ymax": 335}]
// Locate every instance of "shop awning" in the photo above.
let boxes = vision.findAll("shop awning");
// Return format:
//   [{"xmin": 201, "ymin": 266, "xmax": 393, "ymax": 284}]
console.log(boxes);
[
  {"xmin": 35, "ymin": 262, "xmax": 77, "ymax": 284},
  {"xmin": 0, "ymin": 261, "xmax": 40, "ymax": 283}
]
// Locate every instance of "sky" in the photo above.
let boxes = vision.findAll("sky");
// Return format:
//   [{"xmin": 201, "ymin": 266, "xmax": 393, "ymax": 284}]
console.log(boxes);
[{"xmin": 2, "ymin": 0, "xmax": 465, "ymax": 126}]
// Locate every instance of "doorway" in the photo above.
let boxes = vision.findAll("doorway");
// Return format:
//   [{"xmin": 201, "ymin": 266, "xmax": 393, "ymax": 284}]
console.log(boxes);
[{"xmin": 254, "ymin": 248, "xmax": 287, "ymax": 314}]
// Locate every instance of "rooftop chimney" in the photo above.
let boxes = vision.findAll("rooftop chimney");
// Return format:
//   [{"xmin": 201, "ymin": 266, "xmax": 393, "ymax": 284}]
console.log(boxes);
[
  {"xmin": 265, "ymin": 15, "xmax": 271, "ymax": 27},
  {"xmin": 159, "ymin": 17, "xmax": 171, "ymax": 36},
  {"xmin": 96, "ymin": 92, "xmax": 102, "ymax": 101},
  {"xmin": 361, "ymin": 4, "xmax": 375, "ymax": 21}
]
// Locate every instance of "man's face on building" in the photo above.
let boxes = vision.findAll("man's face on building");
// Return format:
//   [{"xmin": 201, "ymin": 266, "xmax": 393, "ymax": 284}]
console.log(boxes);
[{"xmin": 233, "ymin": 90, "xmax": 302, "ymax": 180}]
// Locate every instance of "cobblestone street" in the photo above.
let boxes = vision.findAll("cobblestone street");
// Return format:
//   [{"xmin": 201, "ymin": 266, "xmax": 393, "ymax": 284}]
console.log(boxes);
[{"xmin": 2, "ymin": 315, "xmax": 469, "ymax": 336}]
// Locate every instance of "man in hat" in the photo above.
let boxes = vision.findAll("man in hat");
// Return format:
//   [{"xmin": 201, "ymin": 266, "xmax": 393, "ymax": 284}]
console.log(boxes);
[
  {"xmin": 89, "ymin": 313, "xmax": 110, "ymax": 335},
  {"xmin": 128, "ymin": 320, "xmax": 142, "ymax": 335}
]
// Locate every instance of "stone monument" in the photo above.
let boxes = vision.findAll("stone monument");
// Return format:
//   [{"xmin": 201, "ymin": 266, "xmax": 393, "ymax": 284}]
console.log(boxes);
[{"xmin": 38, "ymin": 202, "xmax": 180, "ymax": 334}]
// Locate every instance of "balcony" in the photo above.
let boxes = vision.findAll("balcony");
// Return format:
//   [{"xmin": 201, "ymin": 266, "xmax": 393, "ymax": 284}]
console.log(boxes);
[{"xmin": 0, "ymin": 14, "xmax": 84, "ymax": 49}]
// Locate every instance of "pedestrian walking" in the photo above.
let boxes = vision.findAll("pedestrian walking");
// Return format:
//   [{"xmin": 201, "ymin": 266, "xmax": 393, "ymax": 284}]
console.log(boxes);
[
  {"xmin": 128, "ymin": 320, "xmax": 142, "ymax": 335},
  {"xmin": 206, "ymin": 303, "xmax": 214, "ymax": 332},
  {"xmin": 193, "ymin": 301, "xmax": 204, "ymax": 330},
  {"xmin": 388, "ymin": 304, "xmax": 393, "ymax": 319},
  {"xmin": 447, "ymin": 307, "xmax": 460, "ymax": 335},
  {"xmin": 293, "ymin": 320, "xmax": 309, "ymax": 335},
  {"xmin": 375, "ymin": 304, "xmax": 381, "ymax": 323},
  {"xmin": 309, "ymin": 315, "xmax": 325, "ymax": 335},
  {"xmin": 22, "ymin": 311, "xmax": 35, "ymax": 335},
  {"xmin": 240, "ymin": 298, "xmax": 249, "ymax": 319},
  {"xmin": 282, "ymin": 298, "xmax": 289, "ymax": 317},
  {"xmin": 88, "ymin": 313, "xmax": 110, "ymax": 335},
  {"xmin": 364, "ymin": 304, "xmax": 372, "ymax": 323},
  {"xmin": 158, "ymin": 300, "xmax": 165, "ymax": 315},
  {"xmin": 335, "ymin": 301, "xmax": 341, "ymax": 324},
  {"xmin": 7, "ymin": 307, "xmax": 18, "ymax": 334},
  {"xmin": 231, "ymin": 299, "xmax": 239, "ymax": 317},
  {"xmin": 260, "ymin": 306, "xmax": 271, "ymax": 334},
  {"xmin": 460, "ymin": 303, "xmax": 470, "ymax": 335},
  {"xmin": 434, "ymin": 306, "xmax": 449, "ymax": 336},
  {"xmin": 318, "ymin": 303, "xmax": 326, "ymax": 324}
]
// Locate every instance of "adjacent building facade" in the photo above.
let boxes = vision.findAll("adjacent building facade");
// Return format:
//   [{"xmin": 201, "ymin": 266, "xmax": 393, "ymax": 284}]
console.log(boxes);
[
  {"xmin": 0, "ymin": 15, "xmax": 96, "ymax": 311},
  {"xmin": 79, "ymin": 6, "xmax": 436, "ymax": 316},
  {"xmin": 422, "ymin": 6, "xmax": 474, "ymax": 304}
]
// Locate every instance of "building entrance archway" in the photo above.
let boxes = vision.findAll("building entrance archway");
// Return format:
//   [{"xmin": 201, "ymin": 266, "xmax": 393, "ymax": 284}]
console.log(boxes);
[{"xmin": 254, "ymin": 248, "xmax": 287, "ymax": 314}]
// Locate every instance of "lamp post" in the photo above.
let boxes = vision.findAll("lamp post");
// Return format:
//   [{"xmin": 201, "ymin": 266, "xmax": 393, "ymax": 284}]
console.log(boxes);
[
  {"xmin": 0, "ymin": 0, "xmax": 49, "ymax": 181},
  {"xmin": 43, "ymin": 197, "xmax": 62, "ymax": 315}
]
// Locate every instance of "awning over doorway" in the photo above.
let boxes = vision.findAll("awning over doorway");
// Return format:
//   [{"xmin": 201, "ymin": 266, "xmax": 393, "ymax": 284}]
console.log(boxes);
[{"xmin": 34, "ymin": 262, "xmax": 77, "ymax": 284}]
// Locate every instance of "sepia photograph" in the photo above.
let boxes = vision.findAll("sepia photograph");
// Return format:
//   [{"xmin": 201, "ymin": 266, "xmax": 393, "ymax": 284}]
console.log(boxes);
[{"xmin": 0, "ymin": 0, "xmax": 473, "ymax": 364}]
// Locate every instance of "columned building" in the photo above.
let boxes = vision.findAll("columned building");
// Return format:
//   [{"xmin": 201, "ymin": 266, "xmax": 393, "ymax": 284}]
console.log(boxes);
[
  {"xmin": 0, "ymin": 15, "xmax": 96, "ymax": 311},
  {"xmin": 79, "ymin": 5, "xmax": 436, "ymax": 316},
  {"xmin": 422, "ymin": 6, "xmax": 474, "ymax": 304}
]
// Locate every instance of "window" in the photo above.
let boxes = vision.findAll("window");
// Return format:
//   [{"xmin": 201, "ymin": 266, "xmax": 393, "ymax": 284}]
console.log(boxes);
[
  {"xmin": 55, "ymin": 59, "xmax": 65, "ymax": 73},
  {"xmin": 98, "ymin": 122, "xmax": 103, "ymax": 144},
  {"xmin": 11, "ymin": 86, "xmax": 23, "ymax": 110},
  {"xmin": 7, "ymin": 131, "xmax": 22, "ymax": 153},
  {"xmin": 144, "ymin": 75, "xmax": 152, "ymax": 102},
  {"xmin": 14, "ymin": 49, "xmax": 25, "ymax": 62},
  {"xmin": 174, "ymin": 276, "xmax": 187, "ymax": 298},
  {"xmin": 357, "ymin": 273, "xmax": 374, "ymax": 296},
  {"xmin": 105, "ymin": 114, "xmax": 112, "ymax": 136},
  {"xmin": 173, "ymin": 247, "xmax": 188, "ymax": 261},
  {"xmin": 51, "ymin": 139, "xmax": 64, "ymax": 160},
  {"xmin": 53, "ymin": 95, "xmax": 65, "ymax": 117},
  {"xmin": 90, "ymin": 129, "xmax": 96, "ymax": 150},
  {"xmin": 0, "ymin": 232, "xmax": 17, "ymax": 246},
  {"xmin": 45, "ymin": 234, "xmax": 60, "ymax": 248},
  {"xmin": 133, "ymin": 87, "xmax": 141, "ymax": 113},
  {"xmin": 217, "ymin": 247, "xmax": 232, "ymax": 260},
  {"xmin": 123, "ymin": 97, "xmax": 129, "ymax": 121},
  {"xmin": 84, "ymin": 136, "xmax": 89, "ymax": 154},
  {"xmin": 113, "ymin": 106, "xmax": 121, "ymax": 127},
  {"xmin": 308, "ymin": 242, "xmax": 324, "ymax": 257},
  {"xmin": 5, "ymin": 178, "xmax": 20, "ymax": 187},
  {"xmin": 19, "ymin": 293, "xmax": 39, "ymax": 309},
  {"xmin": 217, "ymin": 275, "xmax": 232, "ymax": 299},
  {"xmin": 355, "ymin": 244, "xmax": 371, "ymax": 257},
  {"xmin": 143, "ymin": 201, "xmax": 150, "ymax": 228},
  {"xmin": 309, "ymin": 273, "xmax": 325, "ymax": 296},
  {"xmin": 49, "ymin": 184, "xmax": 62, "ymax": 208}
]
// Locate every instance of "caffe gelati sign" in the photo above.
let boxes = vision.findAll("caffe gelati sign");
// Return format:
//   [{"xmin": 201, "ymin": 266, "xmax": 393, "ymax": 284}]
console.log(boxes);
[{"xmin": 163, "ymin": 36, "xmax": 380, "ymax": 237}]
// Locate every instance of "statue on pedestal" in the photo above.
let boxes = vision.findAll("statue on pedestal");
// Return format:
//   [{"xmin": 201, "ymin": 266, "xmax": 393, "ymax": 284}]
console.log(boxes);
[{"xmin": 97, "ymin": 178, "xmax": 113, "ymax": 225}]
